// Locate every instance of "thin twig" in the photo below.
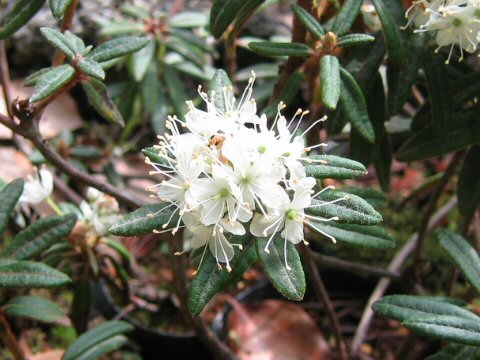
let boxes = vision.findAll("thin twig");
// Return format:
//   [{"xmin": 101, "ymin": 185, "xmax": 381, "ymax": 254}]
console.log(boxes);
[
  {"xmin": 0, "ymin": 313, "xmax": 25, "ymax": 360},
  {"xmin": 0, "ymin": 41, "xmax": 14, "ymax": 119},
  {"xmin": 168, "ymin": 235, "xmax": 239, "ymax": 360},
  {"xmin": 351, "ymin": 196, "xmax": 458, "ymax": 355},
  {"xmin": 53, "ymin": 0, "xmax": 79, "ymax": 66},
  {"xmin": 300, "ymin": 244, "xmax": 348, "ymax": 360}
]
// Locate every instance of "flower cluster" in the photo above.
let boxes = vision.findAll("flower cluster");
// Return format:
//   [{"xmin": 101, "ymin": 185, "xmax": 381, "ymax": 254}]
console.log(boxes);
[
  {"xmin": 405, "ymin": 0, "xmax": 480, "ymax": 63},
  {"xmin": 19, "ymin": 167, "xmax": 54, "ymax": 205},
  {"xmin": 146, "ymin": 74, "xmax": 341, "ymax": 272}
]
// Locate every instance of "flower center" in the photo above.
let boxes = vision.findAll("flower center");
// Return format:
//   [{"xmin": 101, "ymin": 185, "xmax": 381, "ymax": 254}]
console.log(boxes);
[
  {"xmin": 219, "ymin": 188, "xmax": 230, "ymax": 198},
  {"xmin": 258, "ymin": 145, "xmax": 267, "ymax": 154},
  {"xmin": 452, "ymin": 18, "xmax": 462, "ymax": 27},
  {"xmin": 241, "ymin": 175, "xmax": 251, "ymax": 184},
  {"xmin": 282, "ymin": 151, "xmax": 292, "ymax": 158},
  {"xmin": 286, "ymin": 209, "xmax": 299, "ymax": 221}
]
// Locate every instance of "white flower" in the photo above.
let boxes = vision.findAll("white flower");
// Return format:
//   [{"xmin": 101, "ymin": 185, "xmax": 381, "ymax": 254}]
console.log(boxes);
[
  {"xmin": 80, "ymin": 188, "xmax": 120, "ymax": 237},
  {"xmin": 19, "ymin": 168, "xmax": 54, "ymax": 205}
]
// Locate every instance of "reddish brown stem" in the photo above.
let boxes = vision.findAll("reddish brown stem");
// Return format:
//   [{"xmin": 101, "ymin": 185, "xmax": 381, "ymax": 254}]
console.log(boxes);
[
  {"xmin": 53, "ymin": 0, "xmax": 79, "ymax": 66},
  {"xmin": 0, "ymin": 313, "xmax": 25, "ymax": 360},
  {"xmin": 0, "ymin": 41, "xmax": 14, "ymax": 118}
]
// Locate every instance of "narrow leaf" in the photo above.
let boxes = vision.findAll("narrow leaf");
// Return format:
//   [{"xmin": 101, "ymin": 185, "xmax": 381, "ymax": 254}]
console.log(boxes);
[
  {"xmin": 331, "ymin": 0, "xmax": 363, "ymax": 36},
  {"xmin": 256, "ymin": 234, "xmax": 305, "ymax": 301},
  {"xmin": 40, "ymin": 27, "xmax": 77, "ymax": 59},
  {"xmin": 71, "ymin": 278, "xmax": 91, "ymax": 335},
  {"xmin": 30, "ymin": 64, "xmax": 76, "ymax": 103},
  {"xmin": 0, "ymin": 179, "xmax": 24, "ymax": 234},
  {"xmin": 81, "ymin": 79, "xmax": 124, "ymax": 126},
  {"xmin": 291, "ymin": 4, "xmax": 325, "ymax": 39},
  {"xmin": 109, "ymin": 204, "xmax": 178, "ymax": 236},
  {"xmin": 0, "ymin": 259, "xmax": 70, "ymax": 288},
  {"xmin": 340, "ymin": 187, "xmax": 388, "ymax": 209},
  {"xmin": 457, "ymin": 146, "xmax": 480, "ymax": 218},
  {"xmin": 89, "ymin": 36, "xmax": 150, "ymax": 63},
  {"xmin": 0, "ymin": 0, "xmax": 46, "ymax": 39},
  {"xmin": 320, "ymin": 55, "xmax": 341, "ymax": 110},
  {"xmin": 248, "ymin": 42, "xmax": 313, "ymax": 57},
  {"xmin": 304, "ymin": 155, "xmax": 367, "ymax": 179},
  {"xmin": 128, "ymin": 39, "xmax": 155, "ymax": 81},
  {"xmin": 50, "ymin": 0, "xmax": 73, "ymax": 19},
  {"xmin": 426, "ymin": 343, "xmax": 477, "ymax": 360},
  {"xmin": 77, "ymin": 58, "xmax": 105, "ymax": 80},
  {"xmin": 438, "ymin": 230, "xmax": 480, "ymax": 294},
  {"xmin": 1, "ymin": 214, "xmax": 76, "ymax": 260},
  {"xmin": 209, "ymin": 69, "xmax": 233, "ymax": 115},
  {"xmin": 338, "ymin": 34, "xmax": 375, "ymax": 48},
  {"xmin": 63, "ymin": 321, "xmax": 134, "ymax": 360},
  {"xmin": 164, "ymin": 65, "xmax": 189, "ymax": 117},
  {"xmin": 210, "ymin": 0, "xmax": 245, "ymax": 38},
  {"xmin": 374, "ymin": 132, "xmax": 393, "ymax": 192},
  {"xmin": 3, "ymin": 295, "xmax": 65, "ymax": 322},
  {"xmin": 24, "ymin": 67, "xmax": 54, "ymax": 87}
]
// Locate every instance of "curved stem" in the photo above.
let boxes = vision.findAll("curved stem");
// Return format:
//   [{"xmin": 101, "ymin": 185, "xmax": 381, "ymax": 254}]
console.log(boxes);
[{"xmin": 0, "ymin": 313, "xmax": 25, "ymax": 360}]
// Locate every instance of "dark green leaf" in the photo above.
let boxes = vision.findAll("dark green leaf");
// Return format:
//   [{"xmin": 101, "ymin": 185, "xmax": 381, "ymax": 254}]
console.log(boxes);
[
  {"xmin": 229, "ymin": 0, "xmax": 265, "ymax": 39},
  {"xmin": 339, "ymin": 67, "xmax": 375, "ymax": 143},
  {"xmin": 24, "ymin": 67, "xmax": 54, "ymax": 87},
  {"xmin": 374, "ymin": 132, "xmax": 393, "ymax": 192},
  {"xmin": 248, "ymin": 42, "xmax": 313, "ymax": 57},
  {"xmin": 304, "ymin": 155, "xmax": 367, "ymax": 179},
  {"xmin": 309, "ymin": 222, "xmax": 394, "ymax": 249},
  {"xmin": 403, "ymin": 315, "xmax": 480, "ymax": 346},
  {"xmin": 63, "ymin": 321, "xmax": 133, "ymax": 360},
  {"xmin": 164, "ymin": 65, "xmax": 189, "ymax": 117},
  {"xmin": 77, "ymin": 58, "xmax": 105, "ymax": 80},
  {"xmin": 40, "ymin": 27, "xmax": 77, "ymax": 59},
  {"xmin": 438, "ymin": 230, "xmax": 480, "ymax": 294},
  {"xmin": 89, "ymin": 36, "xmax": 150, "ymax": 63},
  {"xmin": 0, "ymin": 179, "xmax": 24, "ymax": 234},
  {"xmin": 209, "ymin": 69, "xmax": 233, "ymax": 115},
  {"xmin": 109, "ymin": 204, "xmax": 179, "ymax": 236},
  {"xmin": 210, "ymin": 0, "xmax": 245, "ymax": 38},
  {"xmin": 30, "ymin": 64, "xmax": 76, "ymax": 103},
  {"xmin": 1, "ymin": 214, "xmax": 76, "ymax": 260},
  {"xmin": 307, "ymin": 190, "xmax": 383, "ymax": 225},
  {"xmin": 3, "ymin": 295, "xmax": 65, "ymax": 322},
  {"xmin": 340, "ymin": 187, "xmax": 388, "ymax": 208},
  {"xmin": 0, "ymin": 0, "xmax": 46, "ymax": 39},
  {"xmin": 256, "ymin": 234, "xmax": 305, "ymax": 301},
  {"xmin": 320, "ymin": 55, "xmax": 341, "ymax": 110},
  {"xmin": 81, "ymin": 79, "xmax": 124, "ymax": 126},
  {"xmin": 292, "ymin": 4, "xmax": 324, "ymax": 39},
  {"xmin": 50, "ymin": 0, "xmax": 73, "ymax": 19},
  {"xmin": 129, "ymin": 39, "xmax": 155, "ymax": 82},
  {"xmin": 188, "ymin": 234, "xmax": 257, "ymax": 316},
  {"xmin": 338, "ymin": 34, "xmax": 375, "ymax": 48},
  {"xmin": 0, "ymin": 259, "xmax": 70, "ymax": 288},
  {"xmin": 458, "ymin": 146, "xmax": 480, "ymax": 218},
  {"xmin": 331, "ymin": 0, "xmax": 363, "ymax": 36},
  {"xmin": 426, "ymin": 343, "xmax": 477, "ymax": 360},
  {"xmin": 71, "ymin": 278, "xmax": 91, "ymax": 335}
]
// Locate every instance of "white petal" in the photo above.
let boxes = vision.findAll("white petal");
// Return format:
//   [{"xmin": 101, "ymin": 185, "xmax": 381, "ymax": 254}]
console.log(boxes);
[
  {"xmin": 191, "ymin": 225, "xmax": 213, "ymax": 249},
  {"xmin": 209, "ymin": 232, "xmax": 234, "ymax": 263},
  {"xmin": 200, "ymin": 198, "xmax": 225, "ymax": 226},
  {"xmin": 250, "ymin": 213, "xmax": 284, "ymax": 237},
  {"xmin": 220, "ymin": 219, "xmax": 245, "ymax": 235},
  {"xmin": 282, "ymin": 219, "xmax": 304, "ymax": 244}
]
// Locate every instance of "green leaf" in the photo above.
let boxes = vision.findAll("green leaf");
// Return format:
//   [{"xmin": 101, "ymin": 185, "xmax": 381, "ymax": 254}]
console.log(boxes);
[
  {"xmin": 210, "ymin": 0, "xmax": 245, "ymax": 38},
  {"xmin": 3, "ymin": 295, "xmax": 65, "ymax": 323},
  {"xmin": 1, "ymin": 214, "xmax": 76, "ymax": 260},
  {"xmin": 188, "ymin": 234, "xmax": 257, "ymax": 316},
  {"xmin": 209, "ymin": 69, "xmax": 233, "ymax": 115},
  {"xmin": 81, "ymin": 79, "xmax": 124, "ymax": 126},
  {"xmin": 373, "ymin": 295, "xmax": 480, "ymax": 322},
  {"xmin": 331, "ymin": 0, "xmax": 363, "ymax": 36},
  {"xmin": 309, "ymin": 222, "xmax": 394, "ymax": 249},
  {"xmin": 76, "ymin": 58, "xmax": 105, "ymax": 80},
  {"xmin": 291, "ymin": 4, "xmax": 324, "ymax": 39},
  {"xmin": 304, "ymin": 155, "xmax": 367, "ymax": 179},
  {"xmin": 30, "ymin": 64, "xmax": 76, "ymax": 103},
  {"xmin": 423, "ymin": 53, "xmax": 453, "ymax": 140},
  {"xmin": 63, "ymin": 321, "xmax": 133, "ymax": 360},
  {"xmin": 170, "ymin": 11, "xmax": 209, "ymax": 28},
  {"xmin": 40, "ymin": 27, "xmax": 77, "ymax": 59},
  {"xmin": 458, "ymin": 146, "xmax": 480, "ymax": 218},
  {"xmin": 24, "ymin": 67, "xmax": 54, "ymax": 87},
  {"xmin": 229, "ymin": 0, "xmax": 265, "ymax": 39},
  {"xmin": 164, "ymin": 65, "xmax": 189, "ymax": 117},
  {"xmin": 0, "ymin": 179, "xmax": 24, "ymax": 234},
  {"xmin": 89, "ymin": 36, "xmax": 150, "ymax": 63},
  {"xmin": 374, "ymin": 132, "xmax": 393, "ymax": 192},
  {"xmin": 0, "ymin": 0, "xmax": 46, "ymax": 39},
  {"xmin": 109, "ymin": 204, "xmax": 178, "ymax": 236},
  {"xmin": 248, "ymin": 42, "xmax": 313, "ymax": 57},
  {"xmin": 339, "ymin": 67, "xmax": 375, "ymax": 143},
  {"xmin": 340, "ymin": 187, "xmax": 388, "ymax": 209},
  {"xmin": 426, "ymin": 343, "xmax": 477, "ymax": 360},
  {"xmin": 403, "ymin": 315, "xmax": 480, "ymax": 346},
  {"xmin": 320, "ymin": 55, "xmax": 341, "ymax": 110},
  {"xmin": 256, "ymin": 234, "xmax": 305, "ymax": 301},
  {"xmin": 370, "ymin": 0, "xmax": 406, "ymax": 67},
  {"xmin": 438, "ymin": 230, "xmax": 480, "ymax": 294},
  {"xmin": 0, "ymin": 259, "xmax": 70, "ymax": 288},
  {"xmin": 50, "ymin": 0, "xmax": 73, "ymax": 19},
  {"xmin": 71, "ymin": 278, "xmax": 91, "ymax": 335},
  {"xmin": 142, "ymin": 147, "xmax": 169, "ymax": 167},
  {"xmin": 338, "ymin": 34, "xmax": 375, "ymax": 48},
  {"xmin": 129, "ymin": 39, "xmax": 155, "ymax": 82},
  {"xmin": 307, "ymin": 190, "xmax": 383, "ymax": 225},
  {"xmin": 264, "ymin": 71, "xmax": 304, "ymax": 119}
]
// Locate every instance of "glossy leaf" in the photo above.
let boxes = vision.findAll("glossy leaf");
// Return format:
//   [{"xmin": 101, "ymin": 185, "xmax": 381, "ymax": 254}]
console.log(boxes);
[
  {"xmin": 188, "ymin": 234, "xmax": 257, "ymax": 316},
  {"xmin": 248, "ymin": 42, "xmax": 313, "ymax": 57},
  {"xmin": 256, "ymin": 235, "xmax": 305, "ymax": 301},
  {"xmin": 457, "ymin": 146, "xmax": 480, "ymax": 218},
  {"xmin": 309, "ymin": 222, "xmax": 394, "ymax": 249},
  {"xmin": 403, "ymin": 315, "xmax": 480, "ymax": 346},
  {"xmin": 89, "ymin": 36, "xmax": 150, "ymax": 63},
  {"xmin": 209, "ymin": 69, "xmax": 233, "ymax": 115},
  {"xmin": 331, "ymin": 0, "xmax": 363, "ymax": 36},
  {"xmin": 0, "ymin": 259, "xmax": 70, "ymax": 288},
  {"xmin": 210, "ymin": 0, "xmax": 245, "ymax": 38},
  {"xmin": 438, "ymin": 230, "xmax": 480, "ymax": 294},
  {"xmin": 292, "ymin": 4, "xmax": 324, "ymax": 39},
  {"xmin": 320, "ymin": 55, "xmax": 341, "ymax": 110},
  {"xmin": 1, "ymin": 214, "xmax": 76, "ymax": 260},
  {"xmin": 50, "ymin": 0, "xmax": 73, "ymax": 19},
  {"xmin": 339, "ymin": 67, "xmax": 375, "ymax": 143},
  {"xmin": 426, "ymin": 343, "xmax": 477, "ymax": 360},
  {"xmin": 30, "ymin": 64, "xmax": 76, "ymax": 102},
  {"xmin": 81, "ymin": 79, "xmax": 124, "ymax": 126},
  {"xmin": 109, "ymin": 204, "xmax": 179, "ymax": 236},
  {"xmin": 3, "ymin": 295, "xmax": 65, "ymax": 322},
  {"xmin": 0, "ymin": 0, "xmax": 46, "ymax": 39},
  {"xmin": 307, "ymin": 191, "xmax": 383, "ymax": 225},
  {"xmin": 40, "ymin": 27, "xmax": 77, "ymax": 59},
  {"xmin": 338, "ymin": 34, "xmax": 375, "ymax": 48},
  {"xmin": 304, "ymin": 155, "xmax": 367, "ymax": 179},
  {"xmin": 0, "ymin": 179, "xmax": 24, "ymax": 234},
  {"xmin": 77, "ymin": 58, "xmax": 105, "ymax": 80},
  {"xmin": 63, "ymin": 321, "xmax": 134, "ymax": 360}
]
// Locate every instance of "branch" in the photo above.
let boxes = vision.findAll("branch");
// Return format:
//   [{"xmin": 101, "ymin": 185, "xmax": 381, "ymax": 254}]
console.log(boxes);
[
  {"xmin": 0, "ymin": 313, "xmax": 25, "ymax": 360},
  {"xmin": 53, "ymin": 0, "xmax": 79, "ymax": 66},
  {"xmin": 0, "ymin": 42, "xmax": 13, "ymax": 118}
]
